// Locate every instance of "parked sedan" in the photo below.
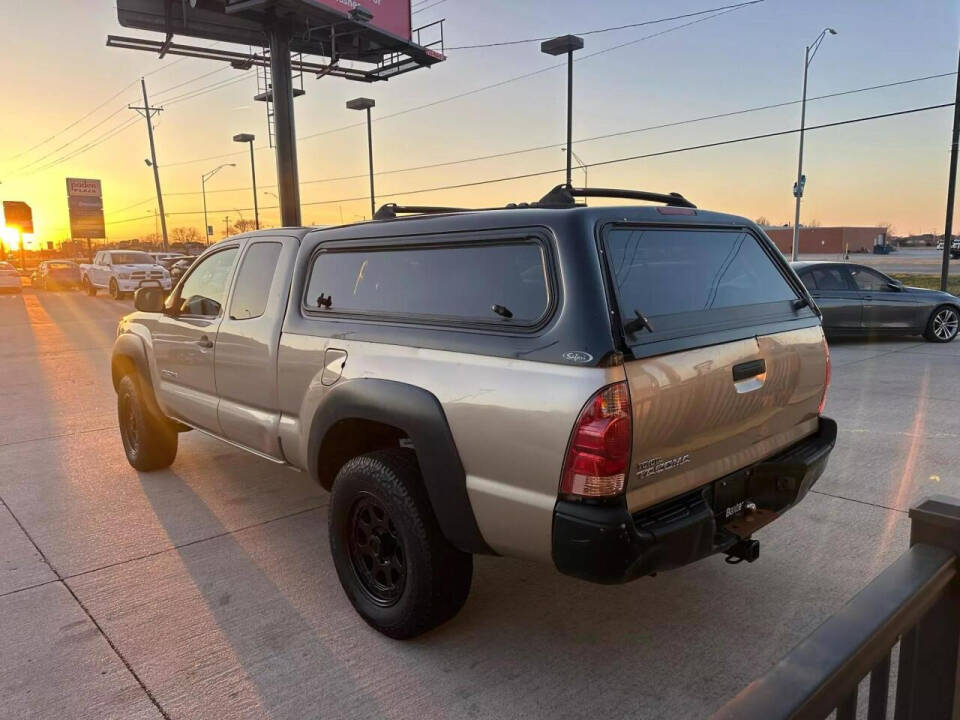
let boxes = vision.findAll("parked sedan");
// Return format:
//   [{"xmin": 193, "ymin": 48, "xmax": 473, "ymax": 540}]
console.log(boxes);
[
  {"xmin": 792, "ymin": 261, "xmax": 959, "ymax": 343},
  {"xmin": 34, "ymin": 260, "xmax": 82, "ymax": 290},
  {"xmin": 0, "ymin": 261, "xmax": 22, "ymax": 293}
]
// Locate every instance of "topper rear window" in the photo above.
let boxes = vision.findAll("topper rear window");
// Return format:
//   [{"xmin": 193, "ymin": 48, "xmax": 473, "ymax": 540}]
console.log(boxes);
[{"xmin": 603, "ymin": 226, "xmax": 803, "ymax": 343}]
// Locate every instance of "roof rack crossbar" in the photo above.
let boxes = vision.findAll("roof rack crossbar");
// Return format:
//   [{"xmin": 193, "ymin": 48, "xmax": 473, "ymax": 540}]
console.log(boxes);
[
  {"xmin": 373, "ymin": 203, "xmax": 470, "ymax": 220},
  {"xmin": 538, "ymin": 185, "xmax": 697, "ymax": 209}
]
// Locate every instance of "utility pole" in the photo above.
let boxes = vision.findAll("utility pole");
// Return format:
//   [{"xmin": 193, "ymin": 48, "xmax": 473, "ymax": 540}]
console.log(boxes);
[
  {"xmin": 130, "ymin": 77, "xmax": 169, "ymax": 250},
  {"xmin": 940, "ymin": 48, "xmax": 960, "ymax": 292},
  {"xmin": 224, "ymin": 216, "xmax": 230, "ymax": 238}
]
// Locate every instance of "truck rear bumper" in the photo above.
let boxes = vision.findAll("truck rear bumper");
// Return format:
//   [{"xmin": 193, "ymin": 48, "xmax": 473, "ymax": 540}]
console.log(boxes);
[{"xmin": 552, "ymin": 416, "xmax": 837, "ymax": 584}]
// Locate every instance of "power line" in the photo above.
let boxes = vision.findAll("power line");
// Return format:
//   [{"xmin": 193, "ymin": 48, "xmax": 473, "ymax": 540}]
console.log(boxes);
[
  {"xmin": 3, "ymin": 42, "xmax": 223, "ymax": 166},
  {"xmin": 2, "ymin": 80, "xmax": 138, "ymax": 164},
  {"xmin": 412, "ymin": 0, "xmax": 447, "ymax": 15},
  {"xmin": 445, "ymin": 0, "xmax": 762, "ymax": 50},
  {"xmin": 161, "ymin": 70, "xmax": 957, "ymax": 198},
  {"xmin": 162, "ymin": 2, "xmax": 757, "ymax": 169},
  {"xmin": 24, "ymin": 117, "xmax": 142, "ymax": 176},
  {"xmin": 154, "ymin": 65, "xmax": 233, "ymax": 98},
  {"xmin": 15, "ymin": 103, "xmax": 134, "ymax": 173},
  {"xmin": 106, "ymin": 101, "xmax": 952, "ymax": 224},
  {"xmin": 163, "ymin": 71, "xmax": 255, "ymax": 106}
]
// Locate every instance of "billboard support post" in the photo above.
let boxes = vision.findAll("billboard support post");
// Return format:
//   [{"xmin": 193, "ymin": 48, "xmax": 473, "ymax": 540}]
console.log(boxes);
[
  {"xmin": 269, "ymin": 27, "xmax": 301, "ymax": 227},
  {"xmin": 18, "ymin": 231, "xmax": 25, "ymax": 272}
]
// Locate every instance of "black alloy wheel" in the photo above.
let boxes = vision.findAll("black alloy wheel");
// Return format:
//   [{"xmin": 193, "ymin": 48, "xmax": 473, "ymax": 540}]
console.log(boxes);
[{"xmin": 347, "ymin": 493, "xmax": 407, "ymax": 606}]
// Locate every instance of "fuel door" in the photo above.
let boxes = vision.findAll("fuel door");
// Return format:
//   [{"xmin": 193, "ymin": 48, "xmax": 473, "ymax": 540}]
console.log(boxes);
[{"xmin": 321, "ymin": 348, "xmax": 347, "ymax": 386}]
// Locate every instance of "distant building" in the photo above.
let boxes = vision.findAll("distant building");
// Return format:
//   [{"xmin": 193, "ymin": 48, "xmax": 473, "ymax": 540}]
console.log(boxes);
[{"xmin": 761, "ymin": 226, "xmax": 887, "ymax": 255}]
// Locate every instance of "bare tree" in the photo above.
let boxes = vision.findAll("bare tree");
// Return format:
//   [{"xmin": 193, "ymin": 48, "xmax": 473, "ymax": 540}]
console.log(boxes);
[
  {"xmin": 754, "ymin": 216, "xmax": 770, "ymax": 227},
  {"xmin": 170, "ymin": 227, "xmax": 202, "ymax": 244},
  {"xmin": 231, "ymin": 219, "xmax": 257, "ymax": 234}
]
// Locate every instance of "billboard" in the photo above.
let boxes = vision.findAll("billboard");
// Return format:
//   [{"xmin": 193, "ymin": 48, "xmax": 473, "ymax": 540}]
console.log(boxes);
[
  {"xmin": 67, "ymin": 178, "xmax": 105, "ymax": 239},
  {"xmin": 307, "ymin": 0, "xmax": 411, "ymax": 40}
]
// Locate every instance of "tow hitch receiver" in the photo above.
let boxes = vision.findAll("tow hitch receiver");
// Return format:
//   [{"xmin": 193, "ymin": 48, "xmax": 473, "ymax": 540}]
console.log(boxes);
[{"xmin": 725, "ymin": 538, "xmax": 760, "ymax": 565}]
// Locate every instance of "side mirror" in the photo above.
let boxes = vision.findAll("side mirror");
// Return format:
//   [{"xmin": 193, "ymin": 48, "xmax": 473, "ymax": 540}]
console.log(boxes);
[
  {"xmin": 887, "ymin": 280, "xmax": 903, "ymax": 291},
  {"xmin": 134, "ymin": 286, "xmax": 165, "ymax": 313}
]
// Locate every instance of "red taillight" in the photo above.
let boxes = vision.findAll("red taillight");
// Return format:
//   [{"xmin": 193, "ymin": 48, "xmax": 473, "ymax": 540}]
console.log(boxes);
[
  {"xmin": 818, "ymin": 341, "xmax": 831, "ymax": 414},
  {"xmin": 560, "ymin": 382, "xmax": 632, "ymax": 498}
]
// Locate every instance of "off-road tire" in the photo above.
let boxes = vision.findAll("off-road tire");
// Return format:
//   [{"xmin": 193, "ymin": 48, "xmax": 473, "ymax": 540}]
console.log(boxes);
[
  {"xmin": 83, "ymin": 276, "xmax": 97, "ymax": 296},
  {"xmin": 117, "ymin": 374, "xmax": 178, "ymax": 471},
  {"xmin": 924, "ymin": 305, "xmax": 959, "ymax": 343},
  {"xmin": 329, "ymin": 449, "xmax": 473, "ymax": 639}
]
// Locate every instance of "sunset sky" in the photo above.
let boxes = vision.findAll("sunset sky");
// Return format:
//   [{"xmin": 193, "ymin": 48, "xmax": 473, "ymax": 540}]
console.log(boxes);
[{"xmin": 0, "ymin": 0, "xmax": 958, "ymax": 250}]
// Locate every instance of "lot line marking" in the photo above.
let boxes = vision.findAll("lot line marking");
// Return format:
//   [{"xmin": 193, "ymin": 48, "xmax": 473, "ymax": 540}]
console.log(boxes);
[
  {"xmin": 0, "ymin": 493, "xmax": 172, "ymax": 720},
  {"xmin": 62, "ymin": 502, "xmax": 329, "ymax": 583},
  {"xmin": 809, "ymin": 489, "xmax": 908, "ymax": 515},
  {"xmin": 0, "ymin": 424, "xmax": 119, "ymax": 450}
]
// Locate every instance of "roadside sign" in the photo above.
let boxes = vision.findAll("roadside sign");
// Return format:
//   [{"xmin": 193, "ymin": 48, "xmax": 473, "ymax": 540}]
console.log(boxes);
[
  {"xmin": 68, "ymin": 195, "xmax": 105, "ymax": 239},
  {"xmin": 66, "ymin": 178, "xmax": 105, "ymax": 239},
  {"xmin": 2, "ymin": 201, "xmax": 33, "ymax": 233},
  {"xmin": 66, "ymin": 178, "xmax": 102, "ymax": 197}
]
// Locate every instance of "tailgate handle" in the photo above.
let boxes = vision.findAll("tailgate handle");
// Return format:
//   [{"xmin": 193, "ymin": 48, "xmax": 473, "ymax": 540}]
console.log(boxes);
[{"xmin": 732, "ymin": 359, "xmax": 765, "ymax": 382}]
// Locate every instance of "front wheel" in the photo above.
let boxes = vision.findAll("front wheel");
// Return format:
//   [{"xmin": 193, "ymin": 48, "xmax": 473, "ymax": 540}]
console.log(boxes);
[
  {"xmin": 117, "ymin": 375, "xmax": 178, "ymax": 471},
  {"xmin": 109, "ymin": 278, "xmax": 123, "ymax": 300},
  {"xmin": 924, "ymin": 305, "xmax": 959, "ymax": 343},
  {"xmin": 329, "ymin": 449, "xmax": 473, "ymax": 639}
]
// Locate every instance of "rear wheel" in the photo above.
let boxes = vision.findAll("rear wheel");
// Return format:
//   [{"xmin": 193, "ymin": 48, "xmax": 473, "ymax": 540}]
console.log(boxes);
[
  {"xmin": 83, "ymin": 276, "xmax": 97, "ymax": 296},
  {"xmin": 924, "ymin": 305, "xmax": 959, "ymax": 343},
  {"xmin": 329, "ymin": 449, "xmax": 473, "ymax": 639},
  {"xmin": 117, "ymin": 375, "xmax": 178, "ymax": 471}
]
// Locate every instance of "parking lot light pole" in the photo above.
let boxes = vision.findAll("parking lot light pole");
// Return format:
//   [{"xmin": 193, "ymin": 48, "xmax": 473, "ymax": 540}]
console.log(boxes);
[
  {"xmin": 791, "ymin": 27, "xmax": 838, "ymax": 262},
  {"xmin": 541, "ymin": 35, "xmax": 584, "ymax": 188},
  {"xmin": 346, "ymin": 98, "xmax": 377, "ymax": 219},
  {"xmin": 201, "ymin": 163, "xmax": 235, "ymax": 245},
  {"xmin": 233, "ymin": 134, "xmax": 259, "ymax": 229}
]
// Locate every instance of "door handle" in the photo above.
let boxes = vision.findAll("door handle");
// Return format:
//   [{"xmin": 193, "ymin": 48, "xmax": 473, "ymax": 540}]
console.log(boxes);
[
  {"xmin": 732, "ymin": 359, "xmax": 765, "ymax": 382},
  {"xmin": 196, "ymin": 336, "xmax": 213, "ymax": 349}
]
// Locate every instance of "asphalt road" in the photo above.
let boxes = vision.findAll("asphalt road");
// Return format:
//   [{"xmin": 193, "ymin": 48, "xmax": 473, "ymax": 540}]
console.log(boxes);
[
  {"xmin": 796, "ymin": 246, "xmax": 958, "ymax": 275},
  {"xmin": 1, "ymin": 288, "xmax": 958, "ymax": 719}
]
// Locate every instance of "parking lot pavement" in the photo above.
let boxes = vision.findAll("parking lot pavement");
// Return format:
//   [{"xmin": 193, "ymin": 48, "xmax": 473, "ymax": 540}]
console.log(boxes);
[{"xmin": 0, "ymin": 288, "xmax": 954, "ymax": 719}]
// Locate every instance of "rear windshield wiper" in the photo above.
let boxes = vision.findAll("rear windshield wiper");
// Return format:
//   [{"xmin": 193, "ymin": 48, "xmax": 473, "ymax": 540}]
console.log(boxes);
[{"xmin": 624, "ymin": 310, "xmax": 654, "ymax": 335}]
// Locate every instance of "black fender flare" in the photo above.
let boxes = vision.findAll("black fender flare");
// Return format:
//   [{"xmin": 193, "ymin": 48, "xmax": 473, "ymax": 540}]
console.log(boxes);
[
  {"xmin": 307, "ymin": 379, "xmax": 493, "ymax": 555},
  {"xmin": 111, "ymin": 333, "xmax": 179, "ymax": 427},
  {"xmin": 111, "ymin": 333, "xmax": 152, "ymax": 392}
]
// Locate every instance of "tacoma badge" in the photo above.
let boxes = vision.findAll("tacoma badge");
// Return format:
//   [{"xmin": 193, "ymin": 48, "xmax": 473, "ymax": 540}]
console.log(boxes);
[{"xmin": 636, "ymin": 454, "xmax": 691, "ymax": 480}]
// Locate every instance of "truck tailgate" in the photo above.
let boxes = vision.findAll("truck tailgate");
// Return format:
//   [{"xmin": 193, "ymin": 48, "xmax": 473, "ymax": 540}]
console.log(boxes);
[{"xmin": 623, "ymin": 325, "xmax": 826, "ymax": 513}]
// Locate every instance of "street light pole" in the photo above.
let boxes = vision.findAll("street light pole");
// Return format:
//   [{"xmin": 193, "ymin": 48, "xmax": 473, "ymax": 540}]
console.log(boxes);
[
  {"xmin": 940, "ymin": 48, "xmax": 960, "ymax": 292},
  {"xmin": 233, "ymin": 134, "xmax": 258, "ymax": 229},
  {"xmin": 791, "ymin": 28, "xmax": 837, "ymax": 262},
  {"xmin": 541, "ymin": 35, "xmax": 584, "ymax": 188},
  {"xmin": 347, "ymin": 98, "xmax": 377, "ymax": 219},
  {"xmin": 201, "ymin": 163, "xmax": 235, "ymax": 245}
]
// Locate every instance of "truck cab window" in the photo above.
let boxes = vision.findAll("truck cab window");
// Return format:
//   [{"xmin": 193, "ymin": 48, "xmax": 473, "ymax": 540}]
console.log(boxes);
[
  {"xmin": 229, "ymin": 242, "xmax": 282, "ymax": 320},
  {"xmin": 176, "ymin": 248, "xmax": 239, "ymax": 317}
]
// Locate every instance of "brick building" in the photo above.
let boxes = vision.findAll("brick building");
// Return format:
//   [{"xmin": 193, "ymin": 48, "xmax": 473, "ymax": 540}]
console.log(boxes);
[{"xmin": 762, "ymin": 226, "xmax": 886, "ymax": 255}]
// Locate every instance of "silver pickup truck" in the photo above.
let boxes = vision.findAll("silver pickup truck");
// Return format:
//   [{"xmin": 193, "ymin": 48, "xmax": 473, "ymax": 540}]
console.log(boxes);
[{"xmin": 111, "ymin": 186, "xmax": 836, "ymax": 638}]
